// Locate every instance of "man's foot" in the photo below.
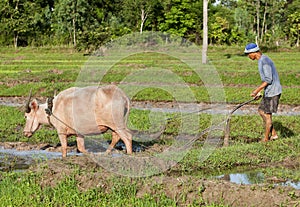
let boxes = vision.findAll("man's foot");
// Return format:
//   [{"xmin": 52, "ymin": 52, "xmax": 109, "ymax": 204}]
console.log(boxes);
[
  {"xmin": 270, "ymin": 135, "xmax": 279, "ymax": 140},
  {"xmin": 261, "ymin": 138, "xmax": 269, "ymax": 142}
]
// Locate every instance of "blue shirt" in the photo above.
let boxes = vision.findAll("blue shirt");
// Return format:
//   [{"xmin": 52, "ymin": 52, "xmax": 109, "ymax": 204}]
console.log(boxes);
[{"xmin": 258, "ymin": 55, "xmax": 282, "ymax": 97}]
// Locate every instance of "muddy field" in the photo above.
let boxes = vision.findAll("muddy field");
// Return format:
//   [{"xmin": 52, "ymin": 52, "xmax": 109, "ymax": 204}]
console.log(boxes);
[
  {"xmin": 36, "ymin": 156, "xmax": 300, "ymax": 207},
  {"xmin": 1, "ymin": 141, "xmax": 300, "ymax": 206},
  {"xmin": 1, "ymin": 97, "xmax": 300, "ymax": 206},
  {"xmin": 2, "ymin": 96, "xmax": 300, "ymax": 116}
]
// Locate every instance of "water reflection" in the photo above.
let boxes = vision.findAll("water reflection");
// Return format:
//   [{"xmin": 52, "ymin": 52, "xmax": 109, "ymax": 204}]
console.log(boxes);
[
  {"xmin": 216, "ymin": 172, "xmax": 264, "ymax": 185},
  {"xmin": 216, "ymin": 171, "xmax": 300, "ymax": 190},
  {"xmin": 1, "ymin": 147, "xmax": 300, "ymax": 190},
  {"xmin": 0, "ymin": 148, "xmax": 81, "ymax": 171}
]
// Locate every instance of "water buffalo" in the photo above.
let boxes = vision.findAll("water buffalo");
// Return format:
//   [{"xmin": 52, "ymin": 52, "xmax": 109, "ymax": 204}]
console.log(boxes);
[{"xmin": 23, "ymin": 85, "xmax": 132, "ymax": 157}]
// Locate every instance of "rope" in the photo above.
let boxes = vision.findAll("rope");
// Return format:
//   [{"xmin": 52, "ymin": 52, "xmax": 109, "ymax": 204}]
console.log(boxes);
[{"xmin": 45, "ymin": 96, "xmax": 83, "ymax": 136}]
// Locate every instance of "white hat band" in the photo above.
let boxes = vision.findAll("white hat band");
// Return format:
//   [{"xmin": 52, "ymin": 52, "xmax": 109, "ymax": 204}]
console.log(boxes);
[{"xmin": 244, "ymin": 46, "xmax": 260, "ymax": 53}]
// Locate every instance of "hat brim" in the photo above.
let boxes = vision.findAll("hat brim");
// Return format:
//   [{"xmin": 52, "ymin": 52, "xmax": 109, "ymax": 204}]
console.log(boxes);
[{"xmin": 244, "ymin": 47, "xmax": 260, "ymax": 54}]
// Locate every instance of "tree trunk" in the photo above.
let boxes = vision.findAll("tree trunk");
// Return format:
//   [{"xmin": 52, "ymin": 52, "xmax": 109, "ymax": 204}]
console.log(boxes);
[
  {"xmin": 256, "ymin": 0, "xmax": 260, "ymax": 42},
  {"xmin": 14, "ymin": 32, "xmax": 18, "ymax": 48},
  {"xmin": 13, "ymin": 0, "xmax": 19, "ymax": 48},
  {"xmin": 261, "ymin": 2, "xmax": 267, "ymax": 42},
  {"xmin": 72, "ymin": 0, "xmax": 77, "ymax": 47},
  {"xmin": 73, "ymin": 17, "xmax": 76, "ymax": 47},
  {"xmin": 202, "ymin": 0, "xmax": 208, "ymax": 64},
  {"xmin": 140, "ymin": 9, "xmax": 147, "ymax": 34}
]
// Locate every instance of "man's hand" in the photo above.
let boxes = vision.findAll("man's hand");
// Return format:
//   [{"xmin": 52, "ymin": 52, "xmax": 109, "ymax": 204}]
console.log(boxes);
[
  {"xmin": 251, "ymin": 91, "xmax": 258, "ymax": 97},
  {"xmin": 253, "ymin": 92, "xmax": 262, "ymax": 100},
  {"xmin": 251, "ymin": 82, "xmax": 268, "ymax": 98}
]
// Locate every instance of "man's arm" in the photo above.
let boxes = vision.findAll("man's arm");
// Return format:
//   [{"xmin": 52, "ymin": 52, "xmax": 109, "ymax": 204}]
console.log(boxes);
[{"xmin": 251, "ymin": 81, "xmax": 268, "ymax": 97}]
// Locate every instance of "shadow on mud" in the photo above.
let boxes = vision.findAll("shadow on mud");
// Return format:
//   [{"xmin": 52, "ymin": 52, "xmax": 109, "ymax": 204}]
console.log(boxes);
[{"xmin": 273, "ymin": 121, "xmax": 295, "ymax": 138}]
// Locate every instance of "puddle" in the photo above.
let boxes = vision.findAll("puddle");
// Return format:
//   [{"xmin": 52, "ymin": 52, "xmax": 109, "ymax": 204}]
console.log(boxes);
[
  {"xmin": 1, "ymin": 145, "xmax": 300, "ymax": 190},
  {"xmin": 0, "ymin": 140, "xmax": 144, "ymax": 172},
  {"xmin": 0, "ymin": 147, "xmax": 81, "ymax": 171},
  {"xmin": 216, "ymin": 172, "xmax": 300, "ymax": 190}
]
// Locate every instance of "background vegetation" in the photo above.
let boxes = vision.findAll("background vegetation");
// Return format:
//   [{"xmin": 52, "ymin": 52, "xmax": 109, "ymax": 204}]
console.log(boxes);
[{"xmin": 0, "ymin": 0, "xmax": 299, "ymax": 50}]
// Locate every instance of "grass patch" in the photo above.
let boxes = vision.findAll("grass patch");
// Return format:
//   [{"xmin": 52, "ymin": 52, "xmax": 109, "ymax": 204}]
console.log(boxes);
[
  {"xmin": 1, "ymin": 105, "xmax": 300, "ymax": 145},
  {"xmin": 0, "ymin": 47, "xmax": 299, "ymax": 104},
  {"xmin": 177, "ymin": 135, "xmax": 300, "ymax": 180}
]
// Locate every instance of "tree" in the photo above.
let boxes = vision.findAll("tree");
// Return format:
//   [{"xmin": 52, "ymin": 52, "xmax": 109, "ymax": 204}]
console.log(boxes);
[
  {"xmin": 159, "ymin": 0, "xmax": 199, "ymax": 38},
  {"xmin": 0, "ymin": 0, "xmax": 298, "ymax": 49},
  {"xmin": 76, "ymin": 0, "xmax": 123, "ymax": 51},
  {"xmin": 287, "ymin": 12, "xmax": 300, "ymax": 47},
  {"xmin": 53, "ymin": 0, "xmax": 91, "ymax": 46},
  {"xmin": 0, "ymin": 0, "xmax": 42, "ymax": 47},
  {"xmin": 233, "ymin": 0, "xmax": 288, "ymax": 45},
  {"xmin": 120, "ymin": 0, "xmax": 162, "ymax": 33},
  {"xmin": 209, "ymin": 16, "xmax": 230, "ymax": 44},
  {"xmin": 208, "ymin": 3, "xmax": 237, "ymax": 44},
  {"xmin": 285, "ymin": 0, "xmax": 300, "ymax": 46}
]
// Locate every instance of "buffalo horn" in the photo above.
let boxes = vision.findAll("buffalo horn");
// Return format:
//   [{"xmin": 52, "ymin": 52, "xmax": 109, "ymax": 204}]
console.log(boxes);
[{"xmin": 25, "ymin": 89, "xmax": 32, "ymax": 113}]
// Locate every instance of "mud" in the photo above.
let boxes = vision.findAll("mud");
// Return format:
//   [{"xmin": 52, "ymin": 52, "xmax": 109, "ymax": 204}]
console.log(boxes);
[
  {"xmin": 30, "ymin": 155, "xmax": 300, "ymax": 207},
  {"xmin": 1, "ymin": 97, "xmax": 300, "ymax": 206},
  {"xmin": 1, "ymin": 96, "xmax": 300, "ymax": 116},
  {"xmin": 0, "ymin": 141, "xmax": 300, "ymax": 206}
]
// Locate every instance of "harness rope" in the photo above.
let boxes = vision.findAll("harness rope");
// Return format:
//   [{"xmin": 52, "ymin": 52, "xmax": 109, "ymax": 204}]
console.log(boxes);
[
  {"xmin": 42, "ymin": 96, "xmax": 258, "ymax": 150},
  {"xmin": 45, "ymin": 97, "xmax": 84, "ymax": 137}
]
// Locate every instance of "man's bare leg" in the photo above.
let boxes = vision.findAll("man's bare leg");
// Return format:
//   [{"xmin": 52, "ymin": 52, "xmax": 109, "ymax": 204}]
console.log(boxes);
[
  {"xmin": 258, "ymin": 109, "xmax": 273, "ymax": 142},
  {"xmin": 270, "ymin": 123, "xmax": 278, "ymax": 140}
]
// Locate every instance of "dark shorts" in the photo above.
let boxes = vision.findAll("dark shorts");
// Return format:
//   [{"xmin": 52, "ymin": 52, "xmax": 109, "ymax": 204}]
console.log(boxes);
[{"xmin": 258, "ymin": 94, "xmax": 281, "ymax": 114}]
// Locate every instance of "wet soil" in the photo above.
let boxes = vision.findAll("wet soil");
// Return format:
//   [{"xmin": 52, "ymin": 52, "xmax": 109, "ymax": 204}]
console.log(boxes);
[
  {"xmin": 1, "ymin": 142, "xmax": 300, "ymax": 206},
  {"xmin": 1, "ymin": 97, "xmax": 300, "ymax": 206},
  {"xmin": 1, "ymin": 96, "xmax": 300, "ymax": 116},
  {"xmin": 32, "ymin": 155, "xmax": 300, "ymax": 207}
]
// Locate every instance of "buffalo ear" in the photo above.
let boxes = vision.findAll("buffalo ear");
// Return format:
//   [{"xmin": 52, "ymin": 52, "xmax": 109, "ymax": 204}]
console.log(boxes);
[{"xmin": 30, "ymin": 99, "xmax": 39, "ymax": 111}]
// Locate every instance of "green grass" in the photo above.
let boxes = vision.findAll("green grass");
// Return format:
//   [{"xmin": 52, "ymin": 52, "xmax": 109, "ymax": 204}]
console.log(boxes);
[
  {"xmin": 195, "ymin": 137, "xmax": 300, "ymax": 171},
  {"xmin": 0, "ymin": 165, "xmax": 228, "ymax": 207},
  {"xmin": 1, "ymin": 104, "xmax": 300, "ymax": 144},
  {"xmin": 0, "ymin": 135, "xmax": 299, "ymax": 206},
  {"xmin": 2, "ymin": 104, "xmax": 300, "ymax": 178},
  {"xmin": 0, "ymin": 47, "xmax": 86, "ymax": 97},
  {"xmin": 0, "ymin": 46, "xmax": 299, "ymax": 104}
]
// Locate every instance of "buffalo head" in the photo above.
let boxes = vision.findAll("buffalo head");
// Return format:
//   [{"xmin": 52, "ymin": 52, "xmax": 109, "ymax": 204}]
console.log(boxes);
[{"xmin": 23, "ymin": 90, "xmax": 41, "ymax": 137}]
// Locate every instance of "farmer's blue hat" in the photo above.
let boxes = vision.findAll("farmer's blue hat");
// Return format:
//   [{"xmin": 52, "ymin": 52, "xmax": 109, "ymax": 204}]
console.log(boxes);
[{"xmin": 244, "ymin": 43, "xmax": 260, "ymax": 54}]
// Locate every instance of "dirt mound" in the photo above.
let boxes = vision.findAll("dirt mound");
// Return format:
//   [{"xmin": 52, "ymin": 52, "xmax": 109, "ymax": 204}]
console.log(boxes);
[{"xmin": 30, "ymin": 155, "xmax": 299, "ymax": 207}]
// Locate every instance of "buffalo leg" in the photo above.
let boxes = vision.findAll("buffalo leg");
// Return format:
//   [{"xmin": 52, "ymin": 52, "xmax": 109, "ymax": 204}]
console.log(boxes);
[
  {"xmin": 76, "ymin": 136, "xmax": 87, "ymax": 154},
  {"xmin": 58, "ymin": 134, "xmax": 68, "ymax": 158},
  {"xmin": 106, "ymin": 131, "xmax": 120, "ymax": 154},
  {"xmin": 116, "ymin": 129, "xmax": 132, "ymax": 154}
]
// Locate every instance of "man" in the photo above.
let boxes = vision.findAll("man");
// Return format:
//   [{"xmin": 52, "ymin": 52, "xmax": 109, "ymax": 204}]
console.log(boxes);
[{"xmin": 244, "ymin": 43, "xmax": 282, "ymax": 142}]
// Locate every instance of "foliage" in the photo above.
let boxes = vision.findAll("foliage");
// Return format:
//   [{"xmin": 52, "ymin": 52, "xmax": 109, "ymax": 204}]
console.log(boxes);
[
  {"xmin": 159, "ymin": 0, "xmax": 199, "ymax": 38},
  {"xmin": 0, "ymin": 0, "xmax": 39, "ymax": 47},
  {"xmin": 0, "ymin": 0, "xmax": 299, "ymax": 48},
  {"xmin": 287, "ymin": 11, "xmax": 300, "ymax": 47}
]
